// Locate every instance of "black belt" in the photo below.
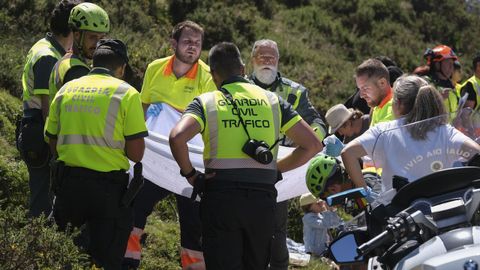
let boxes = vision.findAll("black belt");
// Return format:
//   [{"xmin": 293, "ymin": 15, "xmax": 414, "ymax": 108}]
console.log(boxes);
[
  {"xmin": 205, "ymin": 179, "xmax": 276, "ymax": 194},
  {"xmin": 23, "ymin": 108, "xmax": 43, "ymax": 118},
  {"xmin": 65, "ymin": 166, "xmax": 127, "ymax": 180}
]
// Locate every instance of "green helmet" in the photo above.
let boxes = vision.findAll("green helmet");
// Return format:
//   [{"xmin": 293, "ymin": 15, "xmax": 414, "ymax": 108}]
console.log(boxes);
[
  {"xmin": 306, "ymin": 154, "xmax": 341, "ymax": 197},
  {"xmin": 69, "ymin": 3, "xmax": 110, "ymax": 33}
]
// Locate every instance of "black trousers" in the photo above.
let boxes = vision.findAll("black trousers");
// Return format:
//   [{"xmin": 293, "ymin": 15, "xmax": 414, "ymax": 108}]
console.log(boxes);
[
  {"xmin": 54, "ymin": 167, "xmax": 133, "ymax": 270},
  {"xmin": 132, "ymin": 179, "xmax": 202, "ymax": 251},
  {"xmin": 201, "ymin": 181, "xmax": 277, "ymax": 270},
  {"xmin": 27, "ymin": 162, "xmax": 52, "ymax": 217},
  {"xmin": 269, "ymin": 200, "xmax": 289, "ymax": 270}
]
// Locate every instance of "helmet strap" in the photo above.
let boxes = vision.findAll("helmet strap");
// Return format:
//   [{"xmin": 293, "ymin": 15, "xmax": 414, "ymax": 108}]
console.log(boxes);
[
  {"xmin": 439, "ymin": 65, "xmax": 450, "ymax": 80},
  {"xmin": 73, "ymin": 31, "xmax": 86, "ymax": 60}
]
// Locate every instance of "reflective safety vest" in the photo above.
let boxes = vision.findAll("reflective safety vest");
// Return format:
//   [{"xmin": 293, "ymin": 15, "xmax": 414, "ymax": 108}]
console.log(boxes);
[
  {"xmin": 270, "ymin": 77, "xmax": 303, "ymax": 110},
  {"xmin": 49, "ymin": 52, "xmax": 89, "ymax": 103},
  {"xmin": 22, "ymin": 37, "xmax": 63, "ymax": 110},
  {"xmin": 45, "ymin": 68, "xmax": 147, "ymax": 172},
  {"xmin": 251, "ymin": 75, "xmax": 327, "ymax": 141},
  {"xmin": 196, "ymin": 82, "xmax": 281, "ymax": 173},
  {"xmin": 271, "ymin": 77, "xmax": 325, "ymax": 139},
  {"xmin": 445, "ymin": 90, "xmax": 459, "ymax": 113},
  {"xmin": 370, "ymin": 90, "xmax": 394, "ymax": 127},
  {"xmin": 462, "ymin": 75, "xmax": 480, "ymax": 110},
  {"xmin": 424, "ymin": 75, "xmax": 459, "ymax": 113}
]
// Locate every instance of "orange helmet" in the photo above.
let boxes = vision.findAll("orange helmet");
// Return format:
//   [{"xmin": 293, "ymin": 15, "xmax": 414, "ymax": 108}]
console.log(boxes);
[{"xmin": 424, "ymin": 45, "xmax": 457, "ymax": 65}]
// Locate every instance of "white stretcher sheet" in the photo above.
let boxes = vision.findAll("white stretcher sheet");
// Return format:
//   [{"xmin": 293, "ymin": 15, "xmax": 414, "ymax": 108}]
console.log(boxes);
[{"xmin": 142, "ymin": 103, "xmax": 310, "ymax": 202}]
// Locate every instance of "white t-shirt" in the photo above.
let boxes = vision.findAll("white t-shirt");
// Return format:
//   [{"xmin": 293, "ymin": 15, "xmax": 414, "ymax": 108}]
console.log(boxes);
[{"xmin": 354, "ymin": 119, "xmax": 476, "ymax": 194}]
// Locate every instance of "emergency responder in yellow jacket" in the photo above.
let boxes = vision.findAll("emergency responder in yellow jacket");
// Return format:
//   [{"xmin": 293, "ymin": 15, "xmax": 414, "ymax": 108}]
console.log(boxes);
[
  {"xmin": 415, "ymin": 45, "xmax": 459, "ymax": 113},
  {"xmin": 248, "ymin": 39, "xmax": 327, "ymax": 270},
  {"xmin": 124, "ymin": 21, "xmax": 215, "ymax": 270},
  {"xmin": 45, "ymin": 39, "xmax": 148, "ymax": 269},
  {"xmin": 18, "ymin": 0, "xmax": 79, "ymax": 217},
  {"xmin": 460, "ymin": 53, "xmax": 480, "ymax": 110},
  {"xmin": 49, "ymin": 2, "xmax": 110, "ymax": 101},
  {"xmin": 355, "ymin": 58, "xmax": 395, "ymax": 127},
  {"xmin": 169, "ymin": 42, "xmax": 322, "ymax": 270}
]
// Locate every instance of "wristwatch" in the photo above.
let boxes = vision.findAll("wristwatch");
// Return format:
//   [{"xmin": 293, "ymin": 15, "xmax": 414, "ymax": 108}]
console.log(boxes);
[{"xmin": 180, "ymin": 168, "xmax": 196, "ymax": 178}]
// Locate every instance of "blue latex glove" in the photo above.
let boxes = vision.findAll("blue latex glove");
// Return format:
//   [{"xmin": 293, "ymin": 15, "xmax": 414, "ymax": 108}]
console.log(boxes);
[
  {"xmin": 365, "ymin": 186, "xmax": 379, "ymax": 203},
  {"xmin": 146, "ymin": 103, "xmax": 163, "ymax": 118},
  {"xmin": 323, "ymin": 135, "xmax": 344, "ymax": 157}
]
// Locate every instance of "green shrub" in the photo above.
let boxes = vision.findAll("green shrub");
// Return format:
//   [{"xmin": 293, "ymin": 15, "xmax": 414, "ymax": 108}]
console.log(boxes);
[
  {"xmin": 0, "ymin": 89, "xmax": 22, "ymax": 140},
  {"xmin": 0, "ymin": 206, "xmax": 88, "ymax": 270},
  {"xmin": 287, "ymin": 199, "xmax": 304, "ymax": 243},
  {"xmin": 0, "ymin": 141, "xmax": 28, "ymax": 209},
  {"xmin": 140, "ymin": 213, "xmax": 181, "ymax": 270},
  {"xmin": 4, "ymin": 1, "xmax": 480, "ymax": 269},
  {"xmin": 0, "ymin": 90, "xmax": 27, "ymax": 209},
  {"xmin": 0, "ymin": 39, "xmax": 30, "ymax": 98},
  {"xmin": 189, "ymin": 2, "xmax": 259, "ymax": 49}
]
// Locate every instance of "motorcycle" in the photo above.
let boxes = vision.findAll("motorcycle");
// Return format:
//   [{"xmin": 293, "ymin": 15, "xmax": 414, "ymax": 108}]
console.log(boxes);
[{"xmin": 327, "ymin": 109, "xmax": 480, "ymax": 269}]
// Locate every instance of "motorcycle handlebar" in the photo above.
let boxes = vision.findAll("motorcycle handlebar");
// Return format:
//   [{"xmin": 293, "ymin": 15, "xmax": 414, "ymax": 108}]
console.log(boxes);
[
  {"xmin": 357, "ymin": 229, "xmax": 393, "ymax": 256},
  {"xmin": 358, "ymin": 211, "xmax": 420, "ymax": 257}
]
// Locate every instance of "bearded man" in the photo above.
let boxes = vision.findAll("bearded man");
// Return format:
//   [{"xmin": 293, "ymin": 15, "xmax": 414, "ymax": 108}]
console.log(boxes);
[
  {"xmin": 123, "ymin": 20, "xmax": 216, "ymax": 270},
  {"xmin": 249, "ymin": 39, "xmax": 327, "ymax": 270},
  {"xmin": 355, "ymin": 58, "xmax": 394, "ymax": 127}
]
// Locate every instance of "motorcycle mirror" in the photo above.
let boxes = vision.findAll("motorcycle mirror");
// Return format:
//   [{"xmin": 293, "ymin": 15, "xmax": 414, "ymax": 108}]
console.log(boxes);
[{"xmin": 329, "ymin": 232, "xmax": 364, "ymax": 264}]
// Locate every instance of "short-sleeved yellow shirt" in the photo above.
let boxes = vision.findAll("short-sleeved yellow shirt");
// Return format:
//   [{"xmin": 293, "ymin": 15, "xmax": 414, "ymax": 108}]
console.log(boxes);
[
  {"xmin": 140, "ymin": 55, "xmax": 217, "ymax": 111},
  {"xmin": 370, "ymin": 87, "xmax": 394, "ymax": 127}
]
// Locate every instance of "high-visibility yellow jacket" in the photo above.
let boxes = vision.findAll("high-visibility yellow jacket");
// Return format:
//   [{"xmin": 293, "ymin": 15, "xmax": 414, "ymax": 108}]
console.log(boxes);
[
  {"xmin": 184, "ymin": 76, "xmax": 302, "ymax": 184},
  {"xmin": 249, "ymin": 73, "xmax": 327, "ymax": 141},
  {"xmin": 22, "ymin": 33, "xmax": 66, "ymax": 110},
  {"xmin": 49, "ymin": 52, "xmax": 89, "ymax": 104},
  {"xmin": 459, "ymin": 75, "xmax": 480, "ymax": 110},
  {"xmin": 46, "ymin": 68, "xmax": 148, "ymax": 172}
]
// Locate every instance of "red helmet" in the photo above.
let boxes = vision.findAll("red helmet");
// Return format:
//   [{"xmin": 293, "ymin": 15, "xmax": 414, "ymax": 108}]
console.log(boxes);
[{"xmin": 424, "ymin": 45, "xmax": 457, "ymax": 65}]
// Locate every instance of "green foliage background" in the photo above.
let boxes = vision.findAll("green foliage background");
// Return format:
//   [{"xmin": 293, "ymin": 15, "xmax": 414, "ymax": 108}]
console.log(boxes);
[{"xmin": 1, "ymin": 0, "xmax": 480, "ymax": 269}]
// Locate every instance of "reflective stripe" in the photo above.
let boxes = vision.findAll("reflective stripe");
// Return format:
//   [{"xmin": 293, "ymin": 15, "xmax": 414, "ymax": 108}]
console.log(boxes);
[
  {"xmin": 266, "ymin": 91, "xmax": 280, "ymax": 157},
  {"xmin": 472, "ymin": 78, "xmax": 480, "ymax": 110},
  {"xmin": 124, "ymin": 227, "xmax": 143, "ymax": 260},
  {"xmin": 204, "ymin": 93, "xmax": 218, "ymax": 157},
  {"xmin": 180, "ymin": 248, "xmax": 204, "ymax": 268},
  {"xmin": 54, "ymin": 59, "xmax": 62, "ymax": 88},
  {"xmin": 58, "ymin": 134, "xmax": 124, "ymax": 149},
  {"xmin": 266, "ymin": 91, "xmax": 280, "ymax": 138},
  {"xmin": 104, "ymin": 83, "xmax": 130, "ymax": 140},
  {"xmin": 124, "ymin": 250, "xmax": 141, "ymax": 260},
  {"xmin": 55, "ymin": 95, "xmax": 63, "ymax": 135},
  {"xmin": 205, "ymin": 158, "xmax": 277, "ymax": 170},
  {"xmin": 57, "ymin": 82, "xmax": 130, "ymax": 149}
]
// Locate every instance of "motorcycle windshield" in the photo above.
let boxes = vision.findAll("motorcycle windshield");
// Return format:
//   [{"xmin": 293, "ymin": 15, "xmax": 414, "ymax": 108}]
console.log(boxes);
[{"xmin": 369, "ymin": 108, "xmax": 480, "ymax": 194}]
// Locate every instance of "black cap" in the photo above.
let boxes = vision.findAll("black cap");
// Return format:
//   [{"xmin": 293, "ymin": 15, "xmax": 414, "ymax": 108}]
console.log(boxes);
[
  {"xmin": 387, "ymin": 66, "xmax": 403, "ymax": 86},
  {"xmin": 472, "ymin": 52, "xmax": 480, "ymax": 70},
  {"xmin": 96, "ymin": 39, "xmax": 129, "ymax": 64}
]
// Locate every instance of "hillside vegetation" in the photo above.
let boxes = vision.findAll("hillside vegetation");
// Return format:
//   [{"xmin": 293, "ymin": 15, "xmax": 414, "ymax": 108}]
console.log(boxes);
[{"xmin": 1, "ymin": 0, "xmax": 480, "ymax": 269}]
